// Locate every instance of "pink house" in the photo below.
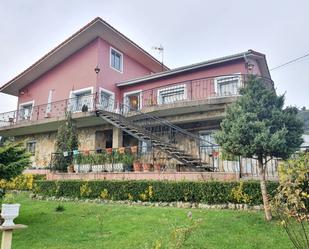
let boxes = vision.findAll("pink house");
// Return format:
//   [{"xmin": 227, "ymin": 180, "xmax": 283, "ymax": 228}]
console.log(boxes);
[{"xmin": 0, "ymin": 17, "xmax": 274, "ymax": 175}]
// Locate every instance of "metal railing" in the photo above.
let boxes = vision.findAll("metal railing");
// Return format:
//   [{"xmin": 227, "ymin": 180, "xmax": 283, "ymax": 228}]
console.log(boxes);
[
  {"xmin": 122, "ymin": 74, "xmax": 273, "ymax": 109},
  {"xmin": 0, "ymin": 74, "xmax": 273, "ymax": 129},
  {"xmin": 0, "ymin": 93, "xmax": 97, "ymax": 128},
  {"xmin": 49, "ymin": 145, "xmax": 157, "ymax": 173}
]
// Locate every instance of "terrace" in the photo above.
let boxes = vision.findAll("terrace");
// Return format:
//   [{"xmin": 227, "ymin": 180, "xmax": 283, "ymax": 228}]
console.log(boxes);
[{"xmin": 0, "ymin": 74, "xmax": 273, "ymax": 136}]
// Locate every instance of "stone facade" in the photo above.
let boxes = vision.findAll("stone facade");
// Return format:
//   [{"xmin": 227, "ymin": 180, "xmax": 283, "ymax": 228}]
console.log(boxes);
[{"xmin": 17, "ymin": 125, "xmax": 115, "ymax": 168}]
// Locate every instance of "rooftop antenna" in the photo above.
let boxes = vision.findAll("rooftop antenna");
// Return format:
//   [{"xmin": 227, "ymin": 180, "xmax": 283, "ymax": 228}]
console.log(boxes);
[{"xmin": 152, "ymin": 44, "xmax": 164, "ymax": 71}]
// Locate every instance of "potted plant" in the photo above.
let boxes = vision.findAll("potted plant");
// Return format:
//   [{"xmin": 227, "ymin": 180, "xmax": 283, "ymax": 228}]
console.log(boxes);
[
  {"xmin": 113, "ymin": 151, "xmax": 125, "ymax": 172},
  {"xmin": 133, "ymin": 160, "xmax": 142, "ymax": 172},
  {"xmin": 1, "ymin": 192, "xmax": 20, "ymax": 227},
  {"xmin": 122, "ymin": 153, "xmax": 133, "ymax": 172},
  {"xmin": 80, "ymin": 154, "xmax": 91, "ymax": 173}
]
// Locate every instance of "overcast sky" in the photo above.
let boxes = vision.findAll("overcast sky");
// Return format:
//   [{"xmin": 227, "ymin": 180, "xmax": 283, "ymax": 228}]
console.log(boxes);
[{"xmin": 0, "ymin": 0, "xmax": 308, "ymax": 113}]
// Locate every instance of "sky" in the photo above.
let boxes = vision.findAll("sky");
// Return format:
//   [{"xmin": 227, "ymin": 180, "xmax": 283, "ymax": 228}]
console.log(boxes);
[{"xmin": 0, "ymin": 0, "xmax": 309, "ymax": 113}]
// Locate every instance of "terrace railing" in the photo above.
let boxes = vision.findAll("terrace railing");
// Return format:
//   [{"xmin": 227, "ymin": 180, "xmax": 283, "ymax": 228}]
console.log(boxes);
[
  {"xmin": 0, "ymin": 93, "xmax": 97, "ymax": 128},
  {"xmin": 0, "ymin": 74, "xmax": 273, "ymax": 129},
  {"xmin": 122, "ymin": 74, "xmax": 273, "ymax": 110}
]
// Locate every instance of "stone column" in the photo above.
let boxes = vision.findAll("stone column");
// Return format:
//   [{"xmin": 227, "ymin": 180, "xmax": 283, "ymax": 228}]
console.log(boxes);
[{"xmin": 112, "ymin": 127, "xmax": 123, "ymax": 148}]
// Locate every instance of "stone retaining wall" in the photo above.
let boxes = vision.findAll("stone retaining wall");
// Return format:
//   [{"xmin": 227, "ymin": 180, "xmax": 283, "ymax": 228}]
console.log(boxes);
[{"xmin": 46, "ymin": 171, "xmax": 239, "ymax": 181}]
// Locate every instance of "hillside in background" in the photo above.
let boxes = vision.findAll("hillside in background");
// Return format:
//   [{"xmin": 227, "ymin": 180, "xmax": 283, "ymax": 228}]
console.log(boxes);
[{"xmin": 299, "ymin": 110, "xmax": 309, "ymax": 134}]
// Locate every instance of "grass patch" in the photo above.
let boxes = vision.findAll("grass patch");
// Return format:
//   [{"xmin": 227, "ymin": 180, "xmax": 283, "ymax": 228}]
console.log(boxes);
[{"xmin": 3, "ymin": 193, "xmax": 291, "ymax": 249}]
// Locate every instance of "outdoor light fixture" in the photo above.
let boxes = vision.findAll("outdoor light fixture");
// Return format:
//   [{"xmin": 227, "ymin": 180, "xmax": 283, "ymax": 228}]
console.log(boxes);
[
  {"xmin": 247, "ymin": 63, "xmax": 255, "ymax": 72},
  {"xmin": 94, "ymin": 66, "xmax": 100, "ymax": 74}
]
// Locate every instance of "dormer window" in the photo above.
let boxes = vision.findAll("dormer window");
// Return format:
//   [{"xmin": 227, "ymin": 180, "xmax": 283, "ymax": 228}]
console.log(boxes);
[{"xmin": 110, "ymin": 47, "xmax": 123, "ymax": 72}]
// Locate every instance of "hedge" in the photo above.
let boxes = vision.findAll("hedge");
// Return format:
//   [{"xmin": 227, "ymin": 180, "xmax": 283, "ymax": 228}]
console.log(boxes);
[{"xmin": 34, "ymin": 180, "xmax": 279, "ymax": 205}]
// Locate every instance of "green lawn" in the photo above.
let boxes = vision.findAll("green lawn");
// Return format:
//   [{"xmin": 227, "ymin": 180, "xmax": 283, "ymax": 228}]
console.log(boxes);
[{"xmin": 4, "ymin": 194, "xmax": 291, "ymax": 249}]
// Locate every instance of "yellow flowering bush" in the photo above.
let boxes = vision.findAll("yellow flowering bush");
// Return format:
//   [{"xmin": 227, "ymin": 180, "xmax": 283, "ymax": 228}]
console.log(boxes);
[
  {"xmin": 100, "ymin": 189, "xmax": 109, "ymax": 200},
  {"xmin": 80, "ymin": 182, "xmax": 92, "ymax": 198},
  {"xmin": 0, "ymin": 174, "xmax": 34, "ymax": 190},
  {"xmin": 230, "ymin": 182, "xmax": 252, "ymax": 204}
]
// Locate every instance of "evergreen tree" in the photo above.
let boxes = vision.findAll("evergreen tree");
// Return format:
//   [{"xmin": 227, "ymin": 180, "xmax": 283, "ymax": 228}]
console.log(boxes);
[
  {"xmin": 0, "ymin": 141, "xmax": 31, "ymax": 180},
  {"xmin": 215, "ymin": 75, "xmax": 303, "ymax": 220},
  {"xmin": 54, "ymin": 111, "xmax": 79, "ymax": 171}
]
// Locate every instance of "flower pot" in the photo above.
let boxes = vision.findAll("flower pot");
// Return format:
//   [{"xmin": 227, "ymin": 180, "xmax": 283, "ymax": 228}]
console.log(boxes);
[
  {"xmin": 154, "ymin": 163, "xmax": 162, "ymax": 172},
  {"xmin": 133, "ymin": 162, "xmax": 142, "ymax": 172},
  {"xmin": 131, "ymin": 146, "xmax": 138, "ymax": 153},
  {"xmin": 1, "ymin": 204, "xmax": 21, "ymax": 227},
  {"xmin": 142, "ymin": 163, "xmax": 152, "ymax": 172},
  {"xmin": 80, "ymin": 164, "xmax": 91, "ymax": 173},
  {"xmin": 106, "ymin": 148, "xmax": 113, "ymax": 154},
  {"xmin": 124, "ymin": 165, "xmax": 133, "ymax": 172},
  {"xmin": 118, "ymin": 147, "xmax": 126, "ymax": 154},
  {"xmin": 67, "ymin": 165, "xmax": 74, "ymax": 173},
  {"xmin": 92, "ymin": 164, "xmax": 104, "ymax": 173},
  {"xmin": 105, "ymin": 163, "xmax": 113, "ymax": 172}
]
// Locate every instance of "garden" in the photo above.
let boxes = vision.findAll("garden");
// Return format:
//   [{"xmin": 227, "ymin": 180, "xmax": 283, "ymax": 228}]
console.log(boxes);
[{"xmin": 6, "ymin": 192, "xmax": 292, "ymax": 249}]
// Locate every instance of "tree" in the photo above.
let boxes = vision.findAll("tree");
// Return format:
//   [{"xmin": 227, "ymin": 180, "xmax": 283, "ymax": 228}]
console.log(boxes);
[
  {"xmin": 0, "ymin": 141, "xmax": 31, "ymax": 181},
  {"xmin": 215, "ymin": 75, "xmax": 303, "ymax": 220},
  {"xmin": 272, "ymin": 152, "xmax": 309, "ymax": 249},
  {"xmin": 54, "ymin": 111, "xmax": 79, "ymax": 171}
]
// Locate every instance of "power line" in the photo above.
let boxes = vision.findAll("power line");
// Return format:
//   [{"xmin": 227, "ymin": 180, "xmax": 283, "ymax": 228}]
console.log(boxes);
[{"xmin": 270, "ymin": 52, "xmax": 309, "ymax": 71}]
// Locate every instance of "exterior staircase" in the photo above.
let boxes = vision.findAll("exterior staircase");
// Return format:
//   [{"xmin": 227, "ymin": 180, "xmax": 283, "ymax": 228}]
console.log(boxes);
[{"xmin": 95, "ymin": 101, "xmax": 216, "ymax": 170}]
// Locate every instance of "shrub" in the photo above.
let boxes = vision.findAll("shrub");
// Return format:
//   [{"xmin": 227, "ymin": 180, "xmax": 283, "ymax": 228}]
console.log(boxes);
[
  {"xmin": 0, "ymin": 174, "xmax": 36, "ymax": 190},
  {"xmin": 55, "ymin": 204, "xmax": 65, "ymax": 212},
  {"xmin": 34, "ymin": 180, "xmax": 279, "ymax": 205}
]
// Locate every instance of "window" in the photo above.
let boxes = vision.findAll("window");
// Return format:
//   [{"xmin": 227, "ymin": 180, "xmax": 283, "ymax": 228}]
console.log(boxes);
[
  {"xmin": 99, "ymin": 88, "xmax": 115, "ymax": 111},
  {"xmin": 69, "ymin": 87, "xmax": 93, "ymax": 112},
  {"xmin": 157, "ymin": 84, "xmax": 187, "ymax": 105},
  {"xmin": 110, "ymin": 47, "xmax": 123, "ymax": 72},
  {"xmin": 46, "ymin": 89, "xmax": 53, "ymax": 115},
  {"xmin": 215, "ymin": 75, "xmax": 241, "ymax": 96},
  {"xmin": 199, "ymin": 131, "xmax": 216, "ymax": 154},
  {"xmin": 26, "ymin": 141, "xmax": 36, "ymax": 155},
  {"xmin": 19, "ymin": 101, "xmax": 34, "ymax": 120},
  {"xmin": 124, "ymin": 90, "xmax": 142, "ymax": 111}
]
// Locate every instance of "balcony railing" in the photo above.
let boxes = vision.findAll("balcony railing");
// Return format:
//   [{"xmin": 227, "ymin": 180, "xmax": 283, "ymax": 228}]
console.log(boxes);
[
  {"xmin": 0, "ymin": 74, "xmax": 273, "ymax": 129},
  {"xmin": 0, "ymin": 93, "xmax": 97, "ymax": 128},
  {"xmin": 122, "ymin": 74, "xmax": 273, "ymax": 110}
]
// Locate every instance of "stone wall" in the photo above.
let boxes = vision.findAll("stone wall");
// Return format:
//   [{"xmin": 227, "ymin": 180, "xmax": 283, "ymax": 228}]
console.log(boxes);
[{"xmin": 16, "ymin": 126, "xmax": 111, "ymax": 168}]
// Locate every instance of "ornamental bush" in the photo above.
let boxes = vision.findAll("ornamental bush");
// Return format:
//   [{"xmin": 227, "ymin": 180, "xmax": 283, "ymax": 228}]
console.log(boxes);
[
  {"xmin": 34, "ymin": 180, "xmax": 279, "ymax": 205},
  {"xmin": 0, "ymin": 174, "xmax": 45, "ymax": 191}
]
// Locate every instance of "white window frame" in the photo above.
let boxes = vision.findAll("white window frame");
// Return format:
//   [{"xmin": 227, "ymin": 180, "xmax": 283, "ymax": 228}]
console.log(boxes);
[
  {"xmin": 157, "ymin": 84, "xmax": 187, "ymax": 105},
  {"xmin": 99, "ymin": 87, "xmax": 115, "ymax": 111},
  {"xmin": 110, "ymin": 47, "xmax": 123, "ymax": 73},
  {"xmin": 69, "ymin": 87, "xmax": 94, "ymax": 112},
  {"xmin": 19, "ymin": 100, "xmax": 35, "ymax": 120},
  {"xmin": 214, "ymin": 73, "xmax": 242, "ymax": 97},
  {"xmin": 123, "ymin": 90, "xmax": 143, "ymax": 111}
]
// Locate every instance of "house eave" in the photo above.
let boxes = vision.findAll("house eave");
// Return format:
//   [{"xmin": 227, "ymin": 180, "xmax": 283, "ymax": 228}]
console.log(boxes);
[{"xmin": 117, "ymin": 50, "xmax": 271, "ymax": 87}]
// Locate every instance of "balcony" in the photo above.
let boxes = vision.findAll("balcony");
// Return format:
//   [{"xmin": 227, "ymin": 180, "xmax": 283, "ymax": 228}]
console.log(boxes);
[
  {"xmin": 0, "ymin": 93, "xmax": 102, "ymax": 136},
  {"xmin": 0, "ymin": 74, "xmax": 273, "ymax": 136},
  {"xmin": 122, "ymin": 74, "xmax": 273, "ymax": 118}
]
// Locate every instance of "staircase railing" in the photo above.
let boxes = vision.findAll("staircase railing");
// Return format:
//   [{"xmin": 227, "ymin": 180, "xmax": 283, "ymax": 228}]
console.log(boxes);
[{"xmin": 97, "ymin": 95, "xmax": 217, "ymax": 166}]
